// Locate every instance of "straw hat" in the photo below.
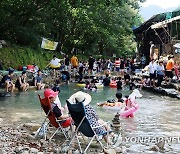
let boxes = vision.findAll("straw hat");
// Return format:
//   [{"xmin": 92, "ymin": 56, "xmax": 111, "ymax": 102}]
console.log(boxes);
[
  {"xmin": 44, "ymin": 89, "xmax": 58, "ymax": 98},
  {"xmin": 68, "ymin": 91, "xmax": 92, "ymax": 106}
]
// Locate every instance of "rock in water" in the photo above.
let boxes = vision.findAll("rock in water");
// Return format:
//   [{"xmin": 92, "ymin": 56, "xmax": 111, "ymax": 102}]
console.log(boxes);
[
  {"xmin": 103, "ymin": 148, "xmax": 116, "ymax": 154},
  {"xmin": 23, "ymin": 123, "xmax": 41, "ymax": 132},
  {"xmin": 156, "ymin": 140, "xmax": 165, "ymax": 150},
  {"xmin": 149, "ymin": 145, "xmax": 160, "ymax": 151},
  {"xmin": 0, "ymin": 92, "xmax": 11, "ymax": 97},
  {"xmin": 30, "ymin": 147, "xmax": 39, "ymax": 153}
]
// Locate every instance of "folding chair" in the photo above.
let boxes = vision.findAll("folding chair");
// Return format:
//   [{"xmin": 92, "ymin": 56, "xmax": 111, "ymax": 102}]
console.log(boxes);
[
  {"xmin": 66, "ymin": 100, "xmax": 112, "ymax": 153},
  {"xmin": 36, "ymin": 94, "xmax": 71, "ymax": 141}
]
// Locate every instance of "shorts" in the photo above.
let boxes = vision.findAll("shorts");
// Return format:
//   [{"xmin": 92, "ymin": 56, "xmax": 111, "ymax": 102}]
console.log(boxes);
[
  {"xmin": 115, "ymin": 67, "xmax": 120, "ymax": 72},
  {"xmin": 73, "ymin": 66, "xmax": 77, "ymax": 69},
  {"xmin": 88, "ymin": 66, "xmax": 93, "ymax": 70},
  {"xmin": 166, "ymin": 71, "xmax": 173, "ymax": 78},
  {"xmin": 150, "ymin": 73, "xmax": 156, "ymax": 79}
]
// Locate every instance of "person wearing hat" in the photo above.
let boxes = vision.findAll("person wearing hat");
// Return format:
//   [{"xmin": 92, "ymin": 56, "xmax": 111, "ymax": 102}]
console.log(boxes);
[
  {"xmin": 0, "ymin": 70, "xmax": 15, "ymax": 93},
  {"xmin": 68, "ymin": 91, "xmax": 113, "ymax": 144},
  {"xmin": 44, "ymin": 89, "xmax": 69, "ymax": 120},
  {"xmin": 15, "ymin": 71, "xmax": 29, "ymax": 91}
]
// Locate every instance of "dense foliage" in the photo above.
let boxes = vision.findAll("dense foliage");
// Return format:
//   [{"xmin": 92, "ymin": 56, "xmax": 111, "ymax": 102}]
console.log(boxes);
[{"xmin": 0, "ymin": 0, "xmax": 143, "ymax": 57}]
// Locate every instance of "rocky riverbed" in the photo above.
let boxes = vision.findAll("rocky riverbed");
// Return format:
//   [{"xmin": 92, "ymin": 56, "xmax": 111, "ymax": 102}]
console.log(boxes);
[
  {"xmin": 1, "ymin": 118, "xmax": 177, "ymax": 154},
  {"xmin": 0, "ymin": 119, "xmax": 126, "ymax": 154}
]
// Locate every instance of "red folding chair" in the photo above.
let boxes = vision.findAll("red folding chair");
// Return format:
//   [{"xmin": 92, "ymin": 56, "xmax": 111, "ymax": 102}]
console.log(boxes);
[{"xmin": 36, "ymin": 94, "xmax": 72, "ymax": 141}]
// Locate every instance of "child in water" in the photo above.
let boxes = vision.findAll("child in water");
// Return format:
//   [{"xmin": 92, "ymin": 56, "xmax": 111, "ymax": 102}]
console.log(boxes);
[
  {"xmin": 120, "ymin": 89, "xmax": 142, "ymax": 117},
  {"xmin": 52, "ymin": 80, "xmax": 61, "ymax": 93},
  {"xmin": 116, "ymin": 77, "xmax": 123, "ymax": 90},
  {"xmin": 98, "ymin": 92, "xmax": 124, "ymax": 106}
]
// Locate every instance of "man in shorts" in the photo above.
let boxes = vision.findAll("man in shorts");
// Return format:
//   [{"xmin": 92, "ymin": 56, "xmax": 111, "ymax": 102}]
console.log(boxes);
[
  {"xmin": 34, "ymin": 70, "xmax": 45, "ymax": 90},
  {"xmin": 120, "ymin": 58, "xmax": 125, "ymax": 76},
  {"xmin": 115, "ymin": 57, "xmax": 120, "ymax": 75},
  {"xmin": 47, "ymin": 55, "xmax": 61, "ymax": 77},
  {"xmin": 88, "ymin": 55, "xmax": 95, "ymax": 75},
  {"xmin": 71, "ymin": 55, "xmax": 79, "ymax": 77},
  {"xmin": 148, "ymin": 59, "xmax": 157, "ymax": 87},
  {"xmin": 165, "ymin": 55, "xmax": 174, "ymax": 83},
  {"xmin": 0, "ymin": 70, "xmax": 15, "ymax": 93}
]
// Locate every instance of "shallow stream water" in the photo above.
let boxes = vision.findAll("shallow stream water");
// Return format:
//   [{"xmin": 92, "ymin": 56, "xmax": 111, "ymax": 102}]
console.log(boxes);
[{"xmin": 0, "ymin": 83, "xmax": 180, "ymax": 153}]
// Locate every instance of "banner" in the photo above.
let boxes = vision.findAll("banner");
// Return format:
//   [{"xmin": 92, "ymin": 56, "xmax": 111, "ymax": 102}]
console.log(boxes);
[{"xmin": 41, "ymin": 38, "xmax": 58, "ymax": 50}]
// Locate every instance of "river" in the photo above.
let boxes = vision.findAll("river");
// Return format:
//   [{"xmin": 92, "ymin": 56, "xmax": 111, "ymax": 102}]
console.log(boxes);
[{"xmin": 0, "ymin": 83, "xmax": 179, "ymax": 153}]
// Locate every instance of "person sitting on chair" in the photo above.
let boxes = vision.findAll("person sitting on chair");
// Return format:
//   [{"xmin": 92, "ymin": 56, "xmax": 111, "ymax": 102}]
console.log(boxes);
[
  {"xmin": 68, "ymin": 91, "xmax": 113, "ymax": 144},
  {"xmin": 44, "ymin": 89, "xmax": 69, "ymax": 121}
]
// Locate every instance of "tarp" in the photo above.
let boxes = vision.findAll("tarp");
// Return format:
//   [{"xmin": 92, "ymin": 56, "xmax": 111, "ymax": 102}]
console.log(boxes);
[{"xmin": 41, "ymin": 38, "xmax": 58, "ymax": 50}]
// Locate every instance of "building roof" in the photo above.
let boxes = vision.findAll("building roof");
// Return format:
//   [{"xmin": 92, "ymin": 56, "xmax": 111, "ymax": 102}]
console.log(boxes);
[{"xmin": 133, "ymin": 8, "xmax": 180, "ymax": 35}]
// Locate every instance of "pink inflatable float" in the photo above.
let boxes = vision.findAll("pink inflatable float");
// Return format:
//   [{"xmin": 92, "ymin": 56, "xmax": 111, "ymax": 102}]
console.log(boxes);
[
  {"xmin": 119, "ymin": 89, "xmax": 142, "ymax": 118},
  {"xmin": 120, "ymin": 103, "xmax": 139, "ymax": 117}
]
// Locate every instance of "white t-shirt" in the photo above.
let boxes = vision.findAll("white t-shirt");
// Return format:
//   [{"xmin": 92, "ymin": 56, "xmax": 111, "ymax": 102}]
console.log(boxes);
[
  {"xmin": 148, "ymin": 62, "xmax": 157, "ymax": 74},
  {"xmin": 50, "ymin": 58, "xmax": 60, "ymax": 66},
  {"xmin": 54, "ymin": 96, "xmax": 61, "ymax": 108}
]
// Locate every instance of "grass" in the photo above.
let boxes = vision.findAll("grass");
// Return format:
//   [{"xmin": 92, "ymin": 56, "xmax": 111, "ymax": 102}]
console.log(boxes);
[{"xmin": 0, "ymin": 45, "xmax": 63, "ymax": 70}]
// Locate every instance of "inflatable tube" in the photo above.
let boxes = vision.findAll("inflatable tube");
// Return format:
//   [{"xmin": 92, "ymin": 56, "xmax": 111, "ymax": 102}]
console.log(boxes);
[
  {"xmin": 84, "ymin": 87, "xmax": 97, "ymax": 91},
  {"xmin": 102, "ymin": 105, "xmax": 122, "ymax": 111},
  {"xmin": 109, "ymin": 82, "xmax": 117, "ymax": 88},
  {"xmin": 77, "ymin": 83, "xmax": 86, "ymax": 87},
  {"xmin": 49, "ymin": 63, "xmax": 61, "ymax": 69},
  {"xmin": 77, "ymin": 83, "xmax": 104, "ymax": 88},
  {"xmin": 120, "ymin": 103, "xmax": 139, "ymax": 118},
  {"xmin": 95, "ymin": 83, "xmax": 104, "ymax": 88},
  {"xmin": 98, "ymin": 102, "xmax": 124, "ymax": 111}
]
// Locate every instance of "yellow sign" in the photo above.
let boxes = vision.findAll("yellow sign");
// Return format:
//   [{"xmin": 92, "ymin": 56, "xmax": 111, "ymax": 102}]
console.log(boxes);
[{"xmin": 41, "ymin": 38, "xmax": 58, "ymax": 50}]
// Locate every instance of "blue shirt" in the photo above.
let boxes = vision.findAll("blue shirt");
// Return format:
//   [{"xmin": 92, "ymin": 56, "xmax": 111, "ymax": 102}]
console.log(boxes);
[
  {"xmin": 156, "ymin": 65, "xmax": 164, "ymax": 76},
  {"xmin": 35, "ymin": 75, "xmax": 42, "ymax": 83}
]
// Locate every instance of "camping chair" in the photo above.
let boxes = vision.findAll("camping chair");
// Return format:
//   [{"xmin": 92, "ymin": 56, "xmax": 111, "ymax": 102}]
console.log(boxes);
[
  {"xmin": 66, "ymin": 100, "xmax": 112, "ymax": 153},
  {"xmin": 36, "ymin": 94, "xmax": 71, "ymax": 141}
]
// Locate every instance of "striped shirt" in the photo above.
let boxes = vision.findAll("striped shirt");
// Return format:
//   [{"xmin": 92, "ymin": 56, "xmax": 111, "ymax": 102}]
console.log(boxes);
[{"xmin": 115, "ymin": 59, "xmax": 120, "ymax": 68}]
